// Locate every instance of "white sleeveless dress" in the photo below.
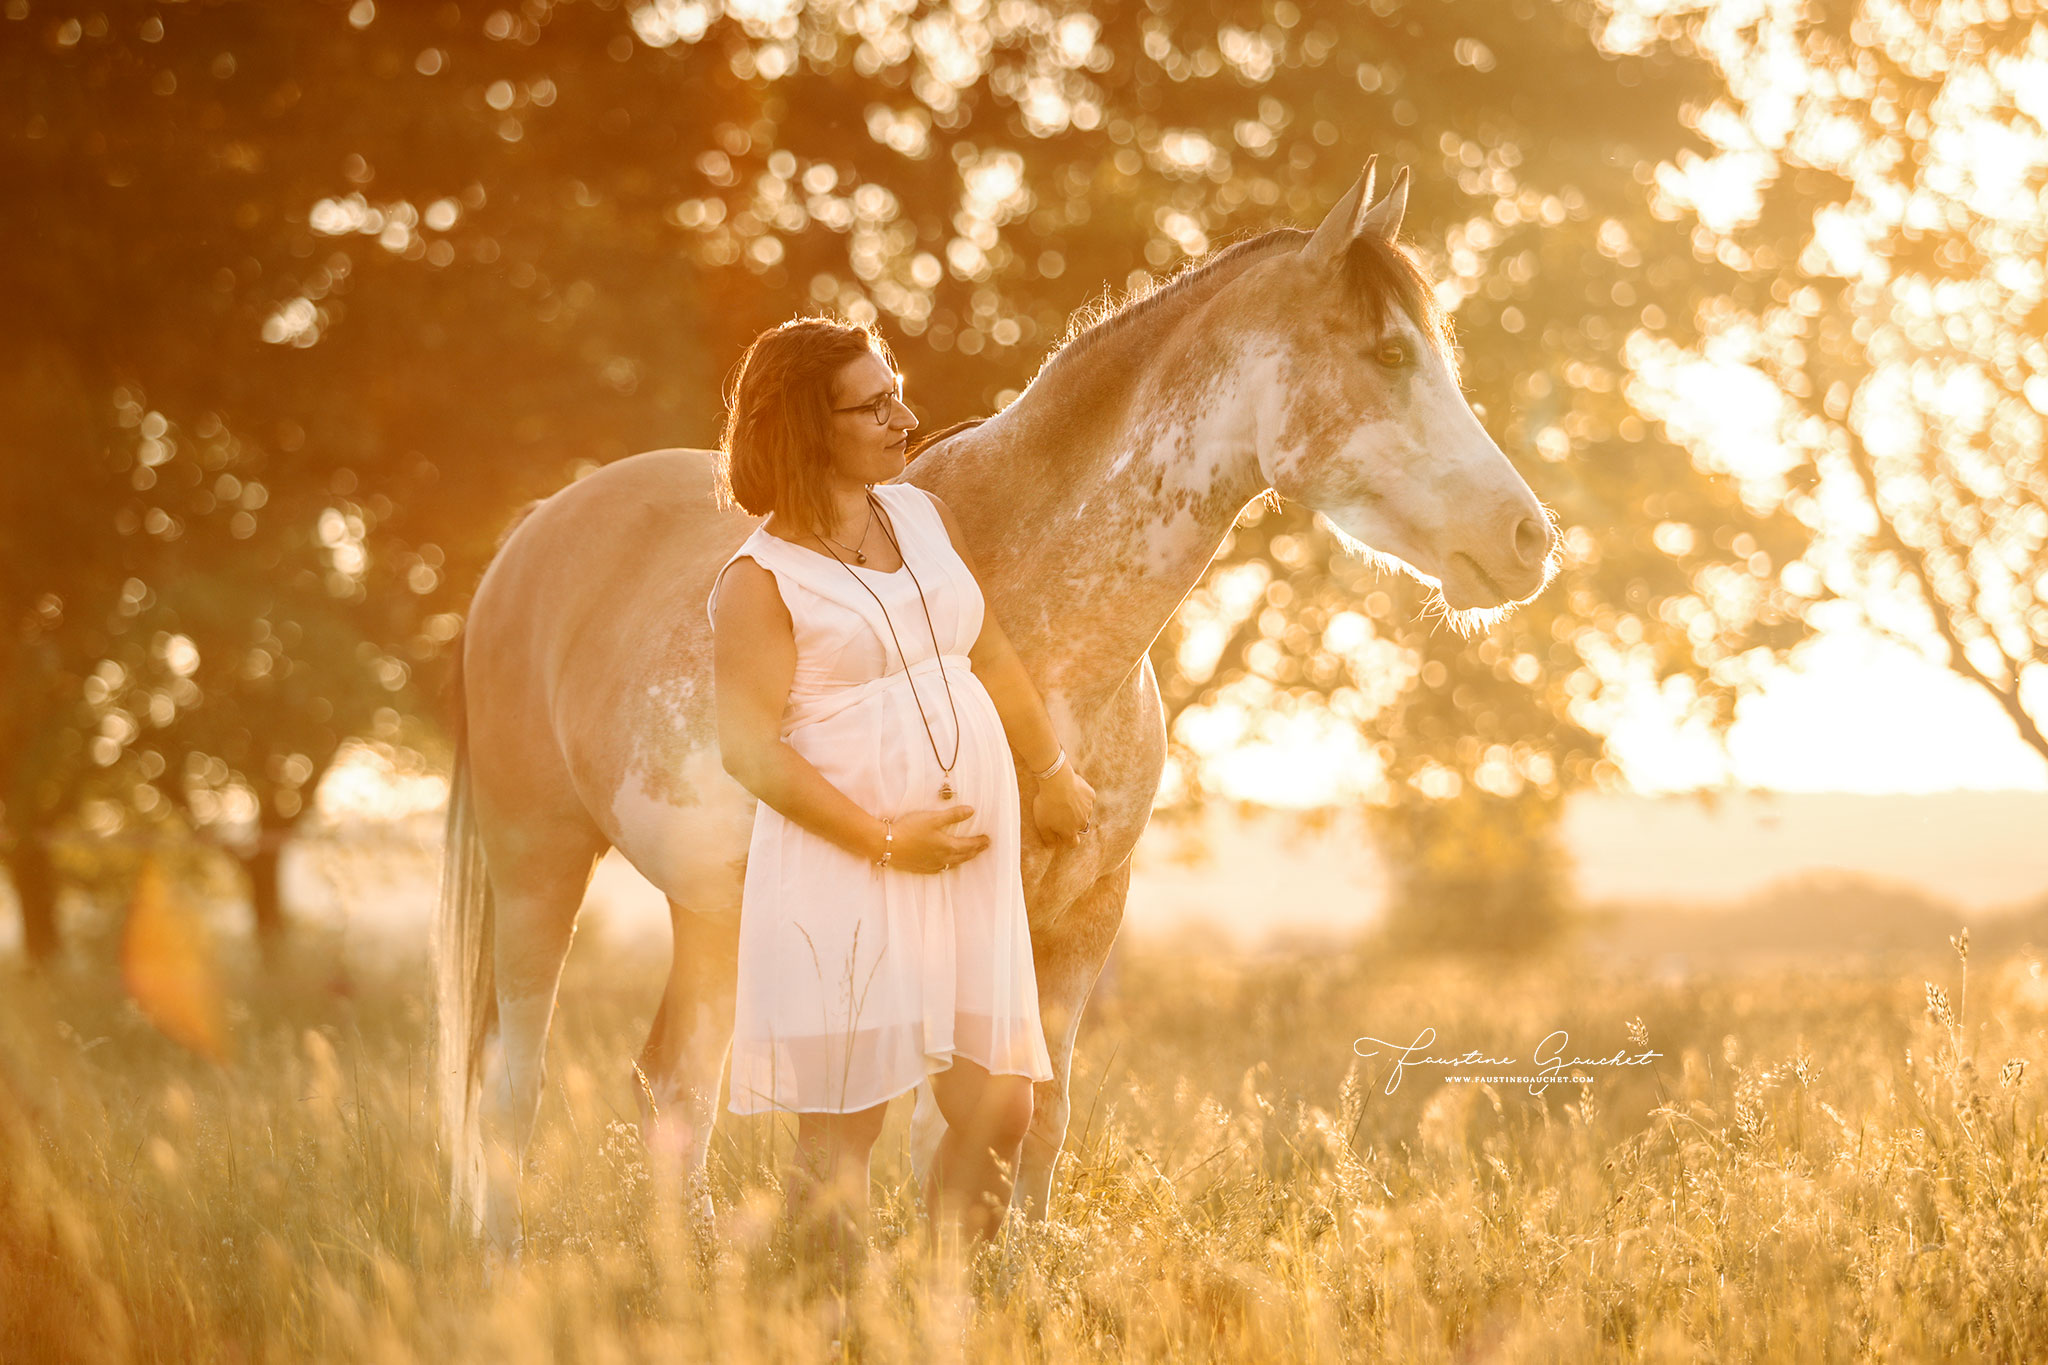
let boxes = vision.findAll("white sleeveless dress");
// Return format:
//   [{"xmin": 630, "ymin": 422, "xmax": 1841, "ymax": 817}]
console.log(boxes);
[{"xmin": 706, "ymin": 481, "xmax": 1055, "ymax": 1115}]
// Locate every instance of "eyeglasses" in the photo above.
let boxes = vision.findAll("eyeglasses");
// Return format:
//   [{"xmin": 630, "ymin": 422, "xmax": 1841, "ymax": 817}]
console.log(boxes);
[{"xmin": 831, "ymin": 387, "xmax": 906, "ymax": 426}]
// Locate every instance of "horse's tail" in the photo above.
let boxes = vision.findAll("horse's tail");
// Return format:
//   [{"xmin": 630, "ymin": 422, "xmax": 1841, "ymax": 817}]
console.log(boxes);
[
  {"xmin": 433, "ymin": 502, "xmax": 545, "ymax": 1232},
  {"xmin": 433, "ymin": 496, "xmax": 555, "ymax": 1229},
  {"xmin": 434, "ymin": 496, "xmax": 545, "ymax": 1220},
  {"xmin": 432, "ymin": 631, "xmax": 494, "ymax": 1233}
]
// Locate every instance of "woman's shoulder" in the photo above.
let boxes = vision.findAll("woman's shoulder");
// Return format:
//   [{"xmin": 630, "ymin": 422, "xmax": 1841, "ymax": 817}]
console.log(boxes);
[
  {"xmin": 710, "ymin": 547, "xmax": 779, "ymax": 605},
  {"xmin": 707, "ymin": 530, "xmax": 804, "ymax": 627},
  {"xmin": 889, "ymin": 483, "xmax": 976, "ymax": 567},
  {"xmin": 734, "ymin": 521, "xmax": 827, "ymax": 569},
  {"xmin": 882, "ymin": 480, "xmax": 951, "ymax": 529},
  {"xmin": 887, "ymin": 480, "xmax": 941, "ymax": 506}
]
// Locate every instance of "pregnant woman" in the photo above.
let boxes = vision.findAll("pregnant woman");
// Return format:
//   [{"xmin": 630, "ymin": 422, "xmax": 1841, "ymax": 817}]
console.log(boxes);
[{"xmin": 707, "ymin": 316, "xmax": 1096, "ymax": 1283}]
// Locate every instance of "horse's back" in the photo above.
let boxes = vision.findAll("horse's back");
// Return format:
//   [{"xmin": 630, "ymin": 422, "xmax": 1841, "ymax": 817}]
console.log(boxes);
[
  {"xmin": 470, "ymin": 447, "xmax": 747, "ymax": 653},
  {"xmin": 491, "ymin": 447, "xmax": 733, "ymax": 562}
]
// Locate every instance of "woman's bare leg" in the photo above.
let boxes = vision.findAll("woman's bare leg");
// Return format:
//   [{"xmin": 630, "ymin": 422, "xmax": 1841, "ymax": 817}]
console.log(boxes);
[
  {"xmin": 925, "ymin": 1058, "xmax": 1035, "ymax": 1259},
  {"xmin": 784, "ymin": 1103, "xmax": 889, "ymax": 1286}
]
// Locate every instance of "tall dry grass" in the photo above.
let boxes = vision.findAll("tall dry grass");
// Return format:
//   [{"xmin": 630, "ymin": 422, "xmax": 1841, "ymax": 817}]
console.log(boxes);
[{"xmin": 4, "ymin": 916, "xmax": 2047, "ymax": 1361}]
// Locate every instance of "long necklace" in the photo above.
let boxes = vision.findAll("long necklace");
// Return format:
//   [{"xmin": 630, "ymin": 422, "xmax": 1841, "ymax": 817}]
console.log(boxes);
[{"xmin": 814, "ymin": 488, "xmax": 962, "ymax": 800}]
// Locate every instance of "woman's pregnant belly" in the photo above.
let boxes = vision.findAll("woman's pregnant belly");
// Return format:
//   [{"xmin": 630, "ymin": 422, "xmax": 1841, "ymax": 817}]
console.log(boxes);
[{"xmin": 784, "ymin": 663, "xmax": 1009, "ymax": 838}]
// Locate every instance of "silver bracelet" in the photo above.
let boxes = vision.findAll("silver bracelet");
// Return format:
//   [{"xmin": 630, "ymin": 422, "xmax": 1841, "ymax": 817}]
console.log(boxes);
[
  {"xmin": 1031, "ymin": 747, "xmax": 1067, "ymax": 782},
  {"xmin": 875, "ymin": 816, "xmax": 894, "ymax": 867}
]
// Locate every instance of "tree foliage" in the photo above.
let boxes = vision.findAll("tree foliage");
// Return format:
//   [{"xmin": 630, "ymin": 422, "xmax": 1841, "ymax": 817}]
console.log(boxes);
[
  {"xmin": 3, "ymin": 0, "xmax": 1833, "ymax": 956},
  {"xmin": 1630, "ymin": 0, "xmax": 2047, "ymax": 770}
]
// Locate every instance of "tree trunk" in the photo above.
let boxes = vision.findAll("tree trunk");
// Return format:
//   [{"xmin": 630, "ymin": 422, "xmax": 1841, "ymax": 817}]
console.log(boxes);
[
  {"xmin": 241, "ymin": 823, "xmax": 290, "ymax": 963},
  {"xmin": 5, "ymin": 830, "xmax": 61, "ymax": 965}
]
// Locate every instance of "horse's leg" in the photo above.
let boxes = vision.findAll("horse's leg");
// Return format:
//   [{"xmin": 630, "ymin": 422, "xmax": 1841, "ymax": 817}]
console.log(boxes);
[
  {"xmin": 635, "ymin": 901, "xmax": 739, "ymax": 1247},
  {"xmin": 1014, "ymin": 861, "xmax": 1131, "ymax": 1222},
  {"xmin": 477, "ymin": 821, "xmax": 607, "ymax": 1258}
]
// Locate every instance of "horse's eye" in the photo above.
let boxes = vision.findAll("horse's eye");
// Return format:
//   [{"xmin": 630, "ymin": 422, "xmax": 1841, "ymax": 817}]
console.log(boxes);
[{"xmin": 1375, "ymin": 340, "xmax": 1408, "ymax": 369}]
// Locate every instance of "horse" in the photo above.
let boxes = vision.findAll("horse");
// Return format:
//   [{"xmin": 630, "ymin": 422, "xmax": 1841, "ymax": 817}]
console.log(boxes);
[{"xmin": 434, "ymin": 158, "xmax": 1559, "ymax": 1255}]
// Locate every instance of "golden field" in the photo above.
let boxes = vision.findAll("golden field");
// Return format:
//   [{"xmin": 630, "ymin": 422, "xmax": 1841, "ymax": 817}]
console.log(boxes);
[{"xmin": 5, "ymin": 915, "xmax": 2047, "ymax": 1363}]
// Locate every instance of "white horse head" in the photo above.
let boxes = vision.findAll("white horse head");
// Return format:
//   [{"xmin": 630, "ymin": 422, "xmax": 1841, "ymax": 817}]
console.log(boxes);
[{"xmin": 1241, "ymin": 157, "xmax": 1558, "ymax": 624}]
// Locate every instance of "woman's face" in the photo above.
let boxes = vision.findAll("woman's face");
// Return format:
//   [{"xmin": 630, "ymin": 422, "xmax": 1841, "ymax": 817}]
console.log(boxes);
[{"xmin": 824, "ymin": 350, "xmax": 917, "ymax": 485}]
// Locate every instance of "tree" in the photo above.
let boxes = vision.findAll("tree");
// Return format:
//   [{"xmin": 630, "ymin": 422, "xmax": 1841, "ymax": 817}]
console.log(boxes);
[
  {"xmin": 0, "ymin": 348, "xmax": 410, "ymax": 960},
  {"xmin": 1623, "ymin": 0, "xmax": 2048, "ymax": 771},
  {"xmin": 5, "ymin": 5, "xmax": 456, "ymax": 957},
  {"xmin": 5, "ymin": 0, "xmax": 1831, "ymax": 955},
  {"xmin": 0, "ymin": 345, "xmax": 153, "ymax": 963}
]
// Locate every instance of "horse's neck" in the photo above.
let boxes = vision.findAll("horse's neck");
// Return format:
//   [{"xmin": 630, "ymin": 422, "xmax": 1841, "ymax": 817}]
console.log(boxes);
[{"xmin": 916, "ymin": 310, "xmax": 1275, "ymax": 703}]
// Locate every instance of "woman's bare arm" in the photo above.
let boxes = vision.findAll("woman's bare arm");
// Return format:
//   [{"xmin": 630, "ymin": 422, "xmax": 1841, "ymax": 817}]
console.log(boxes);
[{"xmin": 712, "ymin": 558, "xmax": 891, "ymax": 861}]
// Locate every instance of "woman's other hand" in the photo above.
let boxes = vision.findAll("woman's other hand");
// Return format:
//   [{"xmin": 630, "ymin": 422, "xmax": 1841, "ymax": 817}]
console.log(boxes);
[
  {"xmin": 1032, "ymin": 766, "xmax": 1096, "ymax": 844},
  {"xmin": 890, "ymin": 806, "xmax": 991, "ymax": 874}
]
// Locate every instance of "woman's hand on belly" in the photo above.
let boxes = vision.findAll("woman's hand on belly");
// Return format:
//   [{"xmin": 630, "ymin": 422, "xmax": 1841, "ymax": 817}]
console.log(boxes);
[{"xmin": 892, "ymin": 805, "xmax": 991, "ymax": 874}]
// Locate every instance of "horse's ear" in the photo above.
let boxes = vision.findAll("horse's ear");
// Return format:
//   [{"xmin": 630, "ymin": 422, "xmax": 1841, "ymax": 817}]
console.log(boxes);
[
  {"xmin": 1357, "ymin": 166, "xmax": 1409, "ymax": 244},
  {"xmin": 1302, "ymin": 155, "xmax": 1378, "ymax": 267}
]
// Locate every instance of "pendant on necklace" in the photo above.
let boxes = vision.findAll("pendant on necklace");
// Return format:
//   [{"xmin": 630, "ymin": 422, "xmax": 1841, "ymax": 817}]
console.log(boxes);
[{"xmin": 939, "ymin": 782, "xmax": 954, "ymax": 800}]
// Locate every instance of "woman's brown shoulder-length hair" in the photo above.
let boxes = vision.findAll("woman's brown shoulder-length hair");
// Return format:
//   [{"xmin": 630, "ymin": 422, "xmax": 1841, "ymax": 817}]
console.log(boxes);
[{"xmin": 714, "ymin": 315, "xmax": 896, "ymax": 540}]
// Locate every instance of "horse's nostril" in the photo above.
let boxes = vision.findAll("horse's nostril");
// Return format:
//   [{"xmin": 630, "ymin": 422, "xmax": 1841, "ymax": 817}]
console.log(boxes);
[{"xmin": 1513, "ymin": 516, "xmax": 1551, "ymax": 567}]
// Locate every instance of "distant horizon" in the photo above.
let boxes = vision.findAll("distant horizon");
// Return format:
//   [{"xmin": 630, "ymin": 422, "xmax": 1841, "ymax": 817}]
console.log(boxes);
[
  {"xmin": 6, "ymin": 787, "xmax": 2044, "ymax": 961},
  {"xmin": 308, "ymin": 733, "xmax": 2048, "ymax": 831},
  {"xmin": 1128, "ymin": 790, "xmax": 2048, "ymax": 945}
]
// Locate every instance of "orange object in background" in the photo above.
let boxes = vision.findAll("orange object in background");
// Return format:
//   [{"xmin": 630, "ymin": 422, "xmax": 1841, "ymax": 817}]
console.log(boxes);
[{"xmin": 120, "ymin": 856, "xmax": 230, "ymax": 1063}]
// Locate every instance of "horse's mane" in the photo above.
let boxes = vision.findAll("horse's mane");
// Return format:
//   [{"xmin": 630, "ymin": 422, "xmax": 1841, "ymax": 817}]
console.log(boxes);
[
  {"xmin": 907, "ymin": 223, "xmax": 1457, "ymax": 459},
  {"xmin": 1044, "ymin": 226, "xmax": 1456, "ymax": 381},
  {"xmin": 907, "ymin": 417, "xmax": 989, "ymax": 458},
  {"xmin": 1047, "ymin": 230, "xmax": 1302, "ymax": 369}
]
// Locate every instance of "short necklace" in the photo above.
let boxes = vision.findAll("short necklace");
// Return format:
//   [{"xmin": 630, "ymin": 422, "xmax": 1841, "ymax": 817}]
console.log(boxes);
[
  {"xmin": 820, "ymin": 500, "xmax": 876, "ymax": 563},
  {"xmin": 813, "ymin": 488, "xmax": 962, "ymax": 801}
]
